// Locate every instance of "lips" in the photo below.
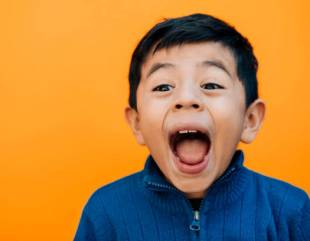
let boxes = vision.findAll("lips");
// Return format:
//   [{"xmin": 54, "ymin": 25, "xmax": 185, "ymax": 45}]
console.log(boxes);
[{"xmin": 168, "ymin": 126, "xmax": 211, "ymax": 174}]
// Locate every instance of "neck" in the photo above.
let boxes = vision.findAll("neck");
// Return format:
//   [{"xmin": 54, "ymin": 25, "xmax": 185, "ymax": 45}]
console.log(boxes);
[{"xmin": 185, "ymin": 191, "xmax": 205, "ymax": 199}]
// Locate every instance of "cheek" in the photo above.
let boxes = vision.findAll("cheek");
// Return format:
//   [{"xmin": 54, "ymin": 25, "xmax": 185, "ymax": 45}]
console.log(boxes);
[
  {"xmin": 209, "ymin": 98, "xmax": 245, "ymax": 172},
  {"xmin": 210, "ymin": 97, "xmax": 245, "ymax": 141},
  {"xmin": 138, "ymin": 100, "xmax": 166, "ymax": 142},
  {"xmin": 138, "ymin": 92, "xmax": 170, "ymax": 125}
]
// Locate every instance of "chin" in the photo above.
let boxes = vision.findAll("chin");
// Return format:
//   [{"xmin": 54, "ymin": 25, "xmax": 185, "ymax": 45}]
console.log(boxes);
[{"xmin": 172, "ymin": 174, "xmax": 213, "ymax": 195}]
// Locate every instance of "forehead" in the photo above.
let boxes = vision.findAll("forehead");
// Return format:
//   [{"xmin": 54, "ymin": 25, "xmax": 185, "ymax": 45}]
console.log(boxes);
[{"xmin": 141, "ymin": 42, "xmax": 237, "ymax": 79}]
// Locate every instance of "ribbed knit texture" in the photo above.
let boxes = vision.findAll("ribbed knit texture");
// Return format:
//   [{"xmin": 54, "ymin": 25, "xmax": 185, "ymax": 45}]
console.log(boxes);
[{"xmin": 73, "ymin": 150, "xmax": 310, "ymax": 241}]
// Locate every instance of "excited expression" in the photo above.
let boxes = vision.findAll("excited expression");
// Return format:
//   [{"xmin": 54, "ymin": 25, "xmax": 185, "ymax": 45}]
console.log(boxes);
[{"xmin": 125, "ymin": 42, "xmax": 265, "ymax": 198}]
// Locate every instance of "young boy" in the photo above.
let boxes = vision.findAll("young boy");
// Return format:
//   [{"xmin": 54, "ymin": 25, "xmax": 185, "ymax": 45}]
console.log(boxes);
[{"xmin": 74, "ymin": 13, "xmax": 310, "ymax": 241}]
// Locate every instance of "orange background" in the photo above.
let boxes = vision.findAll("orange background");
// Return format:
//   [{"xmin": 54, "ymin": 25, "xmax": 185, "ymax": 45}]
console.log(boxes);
[{"xmin": 1, "ymin": 0, "xmax": 309, "ymax": 240}]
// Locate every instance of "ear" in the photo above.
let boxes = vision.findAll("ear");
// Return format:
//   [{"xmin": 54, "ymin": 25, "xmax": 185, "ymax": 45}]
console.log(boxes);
[
  {"xmin": 124, "ymin": 106, "xmax": 145, "ymax": 145},
  {"xmin": 241, "ymin": 99, "xmax": 266, "ymax": 144}
]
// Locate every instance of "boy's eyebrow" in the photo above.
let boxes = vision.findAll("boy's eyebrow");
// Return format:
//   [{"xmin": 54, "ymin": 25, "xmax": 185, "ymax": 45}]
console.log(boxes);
[
  {"xmin": 146, "ymin": 59, "xmax": 232, "ymax": 79},
  {"xmin": 146, "ymin": 62, "xmax": 175, "ymax": 79},
  {"xmin": 200, "ymin": 60, "xmax": 232, "ymax": 78}
]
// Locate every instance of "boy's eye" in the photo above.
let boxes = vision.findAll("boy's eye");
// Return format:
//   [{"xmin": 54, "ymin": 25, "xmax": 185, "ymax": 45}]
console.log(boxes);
[
  {"xmin": 152, "ymin": 84, "xmax": 173, "ymax": 92},
  {"xmin": 201, "ymin": 83, "xmax": 224, "ymax": 90}
]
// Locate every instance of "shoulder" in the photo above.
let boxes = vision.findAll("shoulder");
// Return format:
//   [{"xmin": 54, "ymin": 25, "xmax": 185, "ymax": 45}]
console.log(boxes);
[
  {"xmin": 247, "ymin": 168, "xmax": 309, "ymax": 208},
  {"xmin": 74, "ymin": 171, "xmax": 144, "ymax": 241},
  {"xmin": 245, "ymin": 168, "xmax": 310, "ymax": 240},
  {"xmin": 84, "ymin": 170, "xmax": 144, "ymax": 214}
]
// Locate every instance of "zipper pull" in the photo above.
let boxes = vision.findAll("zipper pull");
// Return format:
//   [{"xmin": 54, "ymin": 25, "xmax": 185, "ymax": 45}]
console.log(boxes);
[{"xmin": 189, "ymin": 210, "xmax": 200, "ymax": 231}]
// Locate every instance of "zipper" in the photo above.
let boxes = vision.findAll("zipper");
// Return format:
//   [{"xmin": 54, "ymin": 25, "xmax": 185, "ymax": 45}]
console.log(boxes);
[
  {"xmin": 189, "ymin": 210, "xmax": 200, "ymax": 231},
  {"xmin": 188, "ymin": 166, "xmax": 238, "ymax": 233},
  {"xmin": 147, "ymin": 180, "xmax": 201, "ymax": 232},
  {"xmin": 188, "ymin": 193, "xmax": 205, "ymax": 233},
  {"xmin": 146, "ymin": 165, "xmax": 238, "ymax": 233}
]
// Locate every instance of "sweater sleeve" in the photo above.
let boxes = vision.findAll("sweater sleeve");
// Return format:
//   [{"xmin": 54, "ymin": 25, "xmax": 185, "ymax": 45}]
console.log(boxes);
[
  {"xmin": 299, "ymin": 197, "xmax": 310, "ymax": 241},
  {"xmin": 73, "ymin": 192, "xmax": 116, "ymax": 241},
  {"xmin": 73, "ymin": 209, "xmax": 97, "ymax": 241}
]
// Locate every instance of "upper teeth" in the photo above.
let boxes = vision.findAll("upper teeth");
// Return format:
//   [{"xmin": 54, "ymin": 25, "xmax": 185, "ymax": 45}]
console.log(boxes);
[{"xmin": 178, "ymin": 130, "xmax": 198, "ymax": 134}]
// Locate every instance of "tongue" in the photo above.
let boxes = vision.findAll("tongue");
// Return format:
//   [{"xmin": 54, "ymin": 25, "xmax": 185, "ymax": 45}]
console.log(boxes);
[{"xmin": 175, "ymin": 139, "xmax": 208, "ymax": 164}]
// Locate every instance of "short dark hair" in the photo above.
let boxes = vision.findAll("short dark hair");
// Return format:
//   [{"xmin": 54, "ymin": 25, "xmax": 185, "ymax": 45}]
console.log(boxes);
[{"xmin": 128, "ymin": 13, "xmax": 258, "ymax": 110}]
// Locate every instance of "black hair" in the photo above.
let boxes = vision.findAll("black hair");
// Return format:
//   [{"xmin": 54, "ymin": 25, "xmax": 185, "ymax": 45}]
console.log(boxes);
[{"xmin": 128, "ymin": 13, "xmax": 258, "ymax": 110}]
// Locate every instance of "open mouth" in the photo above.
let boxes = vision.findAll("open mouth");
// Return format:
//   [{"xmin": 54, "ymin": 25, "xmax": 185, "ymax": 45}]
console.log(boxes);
[{"xmin": 169, "ymin": 128, "xmax": 211, "ymax": 174}]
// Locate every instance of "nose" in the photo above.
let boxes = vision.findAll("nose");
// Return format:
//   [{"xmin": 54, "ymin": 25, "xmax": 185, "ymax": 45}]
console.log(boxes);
[
  {"xmin": 173, "ymin": 87, "xmax": 203, "ymax": 112},
  {"xmin": 175, "ymin": 103, "xmax": 200, "ymax": 110}
]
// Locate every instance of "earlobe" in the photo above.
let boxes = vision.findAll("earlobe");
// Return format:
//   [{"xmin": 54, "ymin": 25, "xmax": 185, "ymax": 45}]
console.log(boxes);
[
  {"xmin": 241, "ymin": 99, "xmax": 266, "ymax": 144},
  {"xmin": 124, "ymin": 107, "xmax": 145, "ymax": 145}
]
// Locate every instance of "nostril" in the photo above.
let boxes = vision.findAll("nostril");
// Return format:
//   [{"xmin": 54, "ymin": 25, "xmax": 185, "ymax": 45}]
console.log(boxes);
[
  {"xmin": 175, "ymin": 104, "xmax": 182, "ymax": 109},
  {"xmin": 175, "ymin": 103, "xmax": 200, "ymax": 109}
]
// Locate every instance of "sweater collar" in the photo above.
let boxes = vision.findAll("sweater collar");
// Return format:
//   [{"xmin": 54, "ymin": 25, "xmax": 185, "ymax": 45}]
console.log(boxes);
[{"xmin": 142, "ymin": 150, "xmax": 249, "ymax": 210}]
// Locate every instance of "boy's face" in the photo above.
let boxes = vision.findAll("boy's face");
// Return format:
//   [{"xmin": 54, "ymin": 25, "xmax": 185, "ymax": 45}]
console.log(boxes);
[{"xmin": 126, "ymin": 42, "xmax": 264, "ymax": 198}]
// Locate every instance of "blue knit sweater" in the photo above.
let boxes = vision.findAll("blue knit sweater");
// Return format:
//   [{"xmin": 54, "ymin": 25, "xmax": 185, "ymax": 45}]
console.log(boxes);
[{"xmin": 73, "ymin": 150, "xmax": 310, "ymax": 241}]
